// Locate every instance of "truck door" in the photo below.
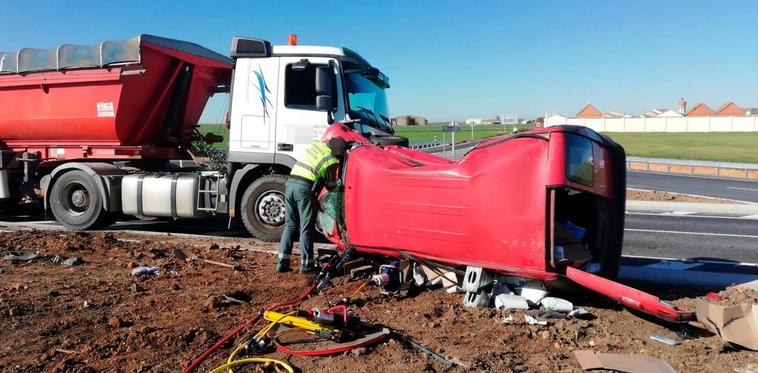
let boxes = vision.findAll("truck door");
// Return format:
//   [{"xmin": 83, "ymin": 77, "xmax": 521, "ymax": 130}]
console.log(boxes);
[
  {"xmin": 274, "ymin": 57, "xmax": 345, "ymax": 165},
  {"xmin": 234, "ymin": 58, "xmax": 280, "ymax": 154}
]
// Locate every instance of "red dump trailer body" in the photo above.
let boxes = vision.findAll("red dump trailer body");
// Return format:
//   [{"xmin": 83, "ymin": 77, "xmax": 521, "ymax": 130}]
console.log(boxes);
[{"xmin": 0, "ymin": 35, "xmax": 231, "ymax": 160}]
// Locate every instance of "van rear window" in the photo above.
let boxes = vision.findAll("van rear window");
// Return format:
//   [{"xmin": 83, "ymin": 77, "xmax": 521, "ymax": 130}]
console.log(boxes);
[{"xmin": 565, "ymin": 134, "xmax": 594, "ymax": 187}]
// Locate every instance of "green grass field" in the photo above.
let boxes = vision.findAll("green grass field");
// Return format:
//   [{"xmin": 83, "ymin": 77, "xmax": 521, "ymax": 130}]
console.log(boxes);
[
  {"xmin": 604, "ymin": 132, "xmax": 758, "ymax": 163},
  {"xmin": 198, "ymin": 124, "xmax": 229, "ymax": 149}
]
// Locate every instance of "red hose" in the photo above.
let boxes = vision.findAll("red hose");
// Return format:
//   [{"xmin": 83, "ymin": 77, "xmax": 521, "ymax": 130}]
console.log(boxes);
[
  {"xmin": 182, "ymin": 284, "xmax": 316, "ymax": 373},
  {"xmin": 273, "ymin": 330, "xmax": 387, "ymax": 356}
]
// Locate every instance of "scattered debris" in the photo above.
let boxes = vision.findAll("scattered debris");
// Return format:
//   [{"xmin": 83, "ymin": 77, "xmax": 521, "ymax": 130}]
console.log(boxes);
[
  {"xmin": 130, "ymin": 266, "xmax": 160, "ymax": 277},
  {"xmin": 696, "ymin": 299, "xmax": 758, "ymax": 351},
  {"xmin": 494, "ymin": 293, "xmax": 529, "ymax": 310},
  {"xmin": 650, "ymin": 335, "xmax": 681, "ymax": 346},
  {"xmin": 502, "ymin": 315, "xmax": 514, "ymax": 324},
  {"xmin": 568, "ymin": 308, "xmax": 592, "ymax": 319},
  {"xmin": 519, "ymin": 280, "xmax": 548, "ymax": 306},
  {"xmin": 524, "ymin": 315, "xmax": 548, "ymax": 326},
  {"xmin": 62, "ymin": 257, "xmax": 82, "ymax": 266},
  {"xmin": 540, "ymin": 297, "xmax": 573, "ymax": 312},
  {"xmin": 574, "ymin": 350, "xmax": 677, "ymax": 373},
  {"xmin": 174, "ymin": 248, "xmax": 238, "ymax": 270},
  {"xmin": 3, "ymin": 251, "xmax": 39, "ymax": 262},
  {"xmin": 0, "ymin": 268, "xmax": 4, "ymax": 274}
]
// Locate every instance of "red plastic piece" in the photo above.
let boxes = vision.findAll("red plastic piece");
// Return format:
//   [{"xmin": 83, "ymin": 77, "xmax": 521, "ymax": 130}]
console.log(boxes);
[
  {"xmin": 705, "ymin": 292, "xmax": 722, "ymax": 301},
  {"xmin": 565, "ymin": 267, "xmax": 695, "ymax": 322}
]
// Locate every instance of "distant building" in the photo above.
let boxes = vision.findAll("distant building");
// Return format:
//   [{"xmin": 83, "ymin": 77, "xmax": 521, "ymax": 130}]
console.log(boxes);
[
  {"xmin": 481, "ymin": 117, "xmax": 502, "ymax": 125},
  {"xmin": 465, "ymin": 118, "xmax": 483, "ymax": 125},
  {"xmin": 745, "ymin": 108, "xmax": 758, "ymax": 116},
  {"xmin": 391, "ymin": 115, "xmax": 428, "ymax": 126},
  {"xmin": 686, "ymin": 103, "xmax": 715, "ymax": 117},
  {"xmin": 643, "ymin": 108, "xmax": 683, "ymax": 118},
  {"xmin": 576, "ymin": 104, "xmax": 604, "ymax": 118},
  {"xmin": 715, "ymin": 102, "xmax": 744, "ymax": 116}
]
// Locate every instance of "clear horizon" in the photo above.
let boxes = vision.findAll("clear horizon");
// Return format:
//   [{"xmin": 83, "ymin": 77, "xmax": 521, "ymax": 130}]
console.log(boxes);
[{"xmin": 2, "ymin": 0, "xmax": 757, "ymax": 122}]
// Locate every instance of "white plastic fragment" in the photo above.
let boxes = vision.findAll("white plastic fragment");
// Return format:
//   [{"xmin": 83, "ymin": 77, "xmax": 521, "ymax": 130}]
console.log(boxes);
[
  {"xmin": 446, "ymin": 285, "xmax": 464, "ymax": 294},
  {"xmin": 519, "ymin": 280, "xmax": 547, "ymax": 306},
  {"xmin": 502, "ymin": 315, "xmax": 514, "ymax": 324},
  {"xmin": 540, "ymin": 297, "xmax": 574, "ymax": 312},
  {"xmin": 524, "ymin": 315, "xmax": 548, "ymax": 325},
  {"xmin": 494, "ymin": 294, "xmax": 530, "ymax": 310},
  {"xmin": 568, "ymin": 308, "xmax": 589, "ymax": 318},
  {"xmin": 131, "ymin": 266, "xmax": 160, "ymax": 277}
]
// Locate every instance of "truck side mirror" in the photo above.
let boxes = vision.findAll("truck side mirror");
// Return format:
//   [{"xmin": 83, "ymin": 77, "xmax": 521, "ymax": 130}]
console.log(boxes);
[{"xmin": 315, "ymin": 66, "xmax": 335, "ymax": 113}]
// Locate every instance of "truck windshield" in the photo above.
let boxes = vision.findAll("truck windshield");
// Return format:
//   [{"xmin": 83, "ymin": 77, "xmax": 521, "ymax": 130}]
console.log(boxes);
[{"xmin": 345, "ymin": 72, "xmax": 392, "ymax": 133}]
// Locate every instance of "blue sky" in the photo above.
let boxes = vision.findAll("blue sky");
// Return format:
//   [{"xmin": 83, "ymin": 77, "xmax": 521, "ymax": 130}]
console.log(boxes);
[{"xmin": 2, "ymin": 1, "xmax": 757, "ymax": 122}]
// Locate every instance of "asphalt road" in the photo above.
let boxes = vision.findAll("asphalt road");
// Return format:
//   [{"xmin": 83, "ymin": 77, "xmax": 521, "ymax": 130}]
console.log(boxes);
[
  {"xmin": 628, "ymin": 171, "xmax": 758, "ymax": 203},
  {"xmin": 622, "ymin": 212, "xmax": 758, "ymax": 263}
]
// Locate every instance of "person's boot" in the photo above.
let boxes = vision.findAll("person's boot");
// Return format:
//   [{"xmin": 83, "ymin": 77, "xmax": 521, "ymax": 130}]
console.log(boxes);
[
  {"xmin": 299, "ymin": 265, "xmax": 317, "ymax": 274},
  {"xmin": 277, "ymin": 261, "xmax": 291, "ymax": 273}
]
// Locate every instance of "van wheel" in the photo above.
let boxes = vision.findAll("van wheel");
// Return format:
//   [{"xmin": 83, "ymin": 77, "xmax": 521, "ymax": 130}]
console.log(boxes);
[
  {"xmin": 241, "ymin": 174, "xmax": 288, "ymax": 241},
  {"xmin": 373, "ymin": 135, "xmax": 410, "ymax": 147},
  {"xmin": 50, "ymin": 170, "xmax": 112, "ymax": 230}
]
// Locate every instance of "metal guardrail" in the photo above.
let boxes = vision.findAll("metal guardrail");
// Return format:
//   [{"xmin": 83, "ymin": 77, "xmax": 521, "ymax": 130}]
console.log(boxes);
[{"xmin": 409, "ymin": 141, "xmax": 443, "ymax": 150}]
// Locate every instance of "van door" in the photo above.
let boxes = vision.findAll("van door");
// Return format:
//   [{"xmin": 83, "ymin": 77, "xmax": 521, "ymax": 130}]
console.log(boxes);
[{"xmin": 274, "ymin": 57, "xmax": 345, "ymax": 166}]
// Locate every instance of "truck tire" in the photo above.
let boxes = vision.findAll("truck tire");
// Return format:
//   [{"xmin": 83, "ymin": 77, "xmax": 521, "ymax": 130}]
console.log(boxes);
[
  {"xmin": 373, "ymin": 135, "xmax": 409, "ymax": 147},
  {"xmin": 49, "ymin": 170, "xmax": 112, "ymax": 230},
  {"xmin": 241, "ymin": 174, "xmax": 288, "ymax": 242}
]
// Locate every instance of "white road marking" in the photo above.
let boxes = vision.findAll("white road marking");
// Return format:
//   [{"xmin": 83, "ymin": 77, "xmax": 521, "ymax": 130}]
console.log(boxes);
[
  {"xmin": 728, "ymin": 186, "xmax": 758, "ymax": 192},
  {"xmin": 625, "ymin": 228, "xmax": 758, "ymax": 239},
  {"xmin": 622, "ymin": 253, "xmax": 758, "ymax": 267},
  {"xmin": 627, "ymin": 212, "xmax": 758, "ymax": 220}
]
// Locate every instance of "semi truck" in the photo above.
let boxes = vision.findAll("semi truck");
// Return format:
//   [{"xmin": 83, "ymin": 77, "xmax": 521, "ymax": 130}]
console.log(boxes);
[{"xmin": 0, "ymin": 34, "xmax": 402, "ymax": 240}]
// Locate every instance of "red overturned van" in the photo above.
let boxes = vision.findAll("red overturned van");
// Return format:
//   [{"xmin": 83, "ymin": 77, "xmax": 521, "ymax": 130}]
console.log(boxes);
[{"xmin": 317, "ymin": 123, "xmax": 694, "ymax": 322}]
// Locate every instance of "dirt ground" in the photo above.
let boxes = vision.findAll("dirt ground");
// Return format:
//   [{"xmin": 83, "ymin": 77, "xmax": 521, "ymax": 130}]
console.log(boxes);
[
  {"xmin": 0, "ymin": 230, "xmax": 756, "ymax": 372},
  {"xmin": 626, "ymin": 189, "xmax": 737, "ymax": 204}
]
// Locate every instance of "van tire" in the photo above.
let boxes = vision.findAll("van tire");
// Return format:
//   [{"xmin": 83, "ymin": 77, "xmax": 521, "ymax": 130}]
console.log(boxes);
[
  {"xmin": 50, "ymin": 170, "xmax": 112, "ymax": 230},
  {"xmin": 241, "ymin": 174, "xmax": 288, "ymax": 242}
]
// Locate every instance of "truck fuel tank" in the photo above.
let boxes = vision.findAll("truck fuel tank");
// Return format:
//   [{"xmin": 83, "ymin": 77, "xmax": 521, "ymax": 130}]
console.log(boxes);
[{"xmin": 122, "ymin": 174, "xmax": 204, "ymax": 218}]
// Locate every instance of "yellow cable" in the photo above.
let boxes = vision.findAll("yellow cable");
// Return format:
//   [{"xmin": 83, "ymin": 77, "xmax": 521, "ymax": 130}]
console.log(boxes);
[
  {"xmin": 210, "ymin": 358, "xmax": 294, "ymax": 373},
  {"xmin": 350, "ymin": 281, "xmax": 369, "ymax": 298},
  {"xmin": 225, "ymin": 311, "xmax": 296, "ymax": 373}
]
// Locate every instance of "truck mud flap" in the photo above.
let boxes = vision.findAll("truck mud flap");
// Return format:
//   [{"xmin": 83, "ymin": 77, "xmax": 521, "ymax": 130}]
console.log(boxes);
[{"xmin": 564, "ymin": 266, "xmax": 695, "ymax": 323}]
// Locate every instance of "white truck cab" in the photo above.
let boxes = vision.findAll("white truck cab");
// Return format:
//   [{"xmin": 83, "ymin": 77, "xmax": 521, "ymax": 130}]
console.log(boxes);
[{"xmin": 225, "ymin": 37, "xmax": 405, "ymax": 240}]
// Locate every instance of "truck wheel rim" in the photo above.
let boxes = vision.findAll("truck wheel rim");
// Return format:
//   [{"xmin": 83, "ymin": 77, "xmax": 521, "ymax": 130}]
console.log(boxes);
[
  {"xmin": 61, "ymin": 182, "xmax": 90, "ymax": 216},
  {"xmin": 256, "ymin": 191, "xmax": 285, "ymax": 226}
]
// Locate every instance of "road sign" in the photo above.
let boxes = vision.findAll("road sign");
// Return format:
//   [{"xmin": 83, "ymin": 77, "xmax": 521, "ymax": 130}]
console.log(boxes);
[{"xmin": 442, "ymin": 125, "xmax": 460, "ymax": 132}]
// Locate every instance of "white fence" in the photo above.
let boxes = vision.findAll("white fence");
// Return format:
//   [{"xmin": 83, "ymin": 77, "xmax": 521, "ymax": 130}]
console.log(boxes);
[{"xmin": 544, "ymin": 115, "xmax": 758, "ymax": 132}]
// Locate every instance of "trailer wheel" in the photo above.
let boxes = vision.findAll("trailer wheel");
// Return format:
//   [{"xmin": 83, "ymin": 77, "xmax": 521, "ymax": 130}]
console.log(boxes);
[
  {"xmin": 241, "ymin": 174, "xmax": 288, "ymax": 242},
  {"xmin": 50, "ymin": 170, "xmax": 111, "ymax": 230}
]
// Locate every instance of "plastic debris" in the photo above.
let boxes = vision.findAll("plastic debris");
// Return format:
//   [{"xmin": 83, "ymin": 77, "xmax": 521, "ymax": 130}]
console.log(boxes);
[
  {"xmin": 568, "ymin": 308, "xmax": 591, "ymax": 319},
  {"xmin": 540, "ymin": 297, "xmax": 573, "ymax": 312},
  {"xmin": 502, "ymin": 315, "xmax": 514, "ymax": 324},
  {"xmin": 650, "ymin": 335, "xmax": 681, "ymax": 346},
  {"xmin": 3, "ymin": 251, "xmax": 39, "ymax": 262},
  {"xmin": 519, "ymin": 280, "xmax": 547, "ymax": 306},
  {"xmin": 62, "ymin": 257, "xmax": 82, "ymax": 266},
  {"xmin": 131, "ymin": 266, "xmax": 160, "ymax": 277},
  {"xmin": 494, "ymin": 294, "xmax": 529, "ymax": 310},
  {"xmin": 524, "ymin": 315, "xmax": 548, "ymax": 326}
]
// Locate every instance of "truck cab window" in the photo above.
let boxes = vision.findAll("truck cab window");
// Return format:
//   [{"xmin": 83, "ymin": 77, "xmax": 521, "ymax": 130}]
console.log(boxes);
[{"xmin": 284, "ymin": 63, "xmax": 335, "ymax": 110}]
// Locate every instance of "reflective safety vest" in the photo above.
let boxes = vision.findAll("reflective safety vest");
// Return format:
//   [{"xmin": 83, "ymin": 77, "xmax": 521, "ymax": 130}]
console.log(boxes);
[{"xmin": 290, "ymin": 140, "xmax": 338, "ymax": 182}]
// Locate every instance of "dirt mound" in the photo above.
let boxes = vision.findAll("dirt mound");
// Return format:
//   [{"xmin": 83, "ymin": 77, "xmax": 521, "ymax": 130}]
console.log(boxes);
[{"xmin": 0, "ymin": 231, "xmax": 755, "ymax": 372}]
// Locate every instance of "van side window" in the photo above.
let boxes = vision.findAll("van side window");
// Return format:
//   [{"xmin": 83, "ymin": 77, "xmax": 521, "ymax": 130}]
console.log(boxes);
[{"xmin": 284, "ymin": 63, "xmax": 336, "ymax": 110}]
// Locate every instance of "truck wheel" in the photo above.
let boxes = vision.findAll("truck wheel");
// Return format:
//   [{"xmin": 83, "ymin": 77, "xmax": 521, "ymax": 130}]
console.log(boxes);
[
  {"xmin": 50, "ymin": 170, "xmax": 111, "ymax": 230},
  {"xmin": 373, "ymin": 135, "xmax": 409, "ymax": 147},
  {"xmin": 241, "ymin": 174, "xmax": 288, "ymax": 241}
]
